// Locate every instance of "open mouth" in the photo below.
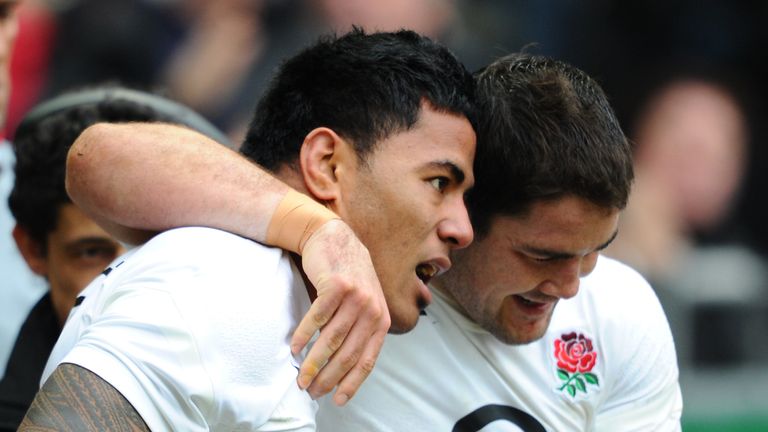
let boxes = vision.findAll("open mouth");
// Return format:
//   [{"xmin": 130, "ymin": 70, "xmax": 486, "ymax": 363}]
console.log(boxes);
[
  {"xmin": 517, "ymin": 296, "xmax": 539, "ymax": 306},
  {"xmin": 514, "ymin": 295, "xmax": 553, "ymax": 313},
  {"xmin": 415, "ymin": 263, "xmax": 438, "ymax": 285}
]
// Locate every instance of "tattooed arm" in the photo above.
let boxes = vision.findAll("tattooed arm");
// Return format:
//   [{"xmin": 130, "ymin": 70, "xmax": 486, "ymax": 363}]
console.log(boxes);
[{"xmin": 18, "ymin": 363, "xmax": 149, "ymax": 432}]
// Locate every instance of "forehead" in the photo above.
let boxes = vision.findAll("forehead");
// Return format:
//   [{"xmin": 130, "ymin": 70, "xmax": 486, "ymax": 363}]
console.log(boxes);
[
  {"xmin": 368, "ymin": 105, "xmax": 476, "ymax": 179},
  {"xmin": 51, "ymin": 204, "xmax": 114, "ymax": 242},
  {"xmin": 491, "ymin": 196, "xmax": 619, "ymax": 252}
]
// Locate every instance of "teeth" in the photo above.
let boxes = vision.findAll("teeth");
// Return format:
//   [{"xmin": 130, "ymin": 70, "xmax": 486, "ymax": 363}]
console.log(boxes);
[
  {"xmin": 518, "ymin": 296, "xmax": 535, "ymax": 305},
  {"xmin": 416, "ymin": 264, "xmax": 437, "ymax": 281}
]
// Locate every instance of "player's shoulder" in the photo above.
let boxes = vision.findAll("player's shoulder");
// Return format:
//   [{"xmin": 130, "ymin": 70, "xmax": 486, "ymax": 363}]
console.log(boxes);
[
  {"xmin": 583, "ymin": 255, "xmax": 648, "ymax": 286},
  {"xmin": 145, "ymin": 227, "xmax": 278, "ymax": 259},
  {"xmin": 117, "ymin": 227, "xmax": 287, "ymax": 278},
  {"xmin": 582, "ymin": 256, "xmax": 654, "ymax": 299},
  {"xmin": 146, "ymin": 226, "xmax": 258, "ymax": 248},
  {"xmin": 577, "ymin": 255, "xmax": 667, "ymax": 322}
]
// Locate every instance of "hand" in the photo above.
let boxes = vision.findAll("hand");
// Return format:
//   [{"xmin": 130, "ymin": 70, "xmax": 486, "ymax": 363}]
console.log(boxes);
[{"xmin": 291, "ymin": 219, "xmax": 390, "ymax": 406}]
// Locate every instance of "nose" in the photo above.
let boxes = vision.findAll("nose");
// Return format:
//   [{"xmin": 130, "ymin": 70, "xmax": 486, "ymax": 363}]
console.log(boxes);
[
  {"xmin": 438, "ymin": 198, "xmax": 474, "ymax": 249},
  {"xmin": 540, "ymin": 258, "xmax": 583, "ymax": 300}
]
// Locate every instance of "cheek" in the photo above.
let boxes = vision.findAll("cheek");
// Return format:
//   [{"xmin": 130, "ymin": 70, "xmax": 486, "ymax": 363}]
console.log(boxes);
[
  {"xmin": 47, "ymin": 254, "xmax": 104, "ymax": 295},
  {"xmin": 50, "ymin": 263, "xmax": 81, "ymax": 294},
  {"xmin": 465, "ymin": 270, "xmax": 514, "ymax": 314},
  {"xmin": 72, "ymin": 266, "xmax": 107, "ymax": 292},
  {"xmin": 460, "ymin": 249, "xmax": 527, "ymax": 297},
  {"xmin": 493, "ymin": 256, "xmax": 542, "ymax": 295},
  {"xmin": 373, "ymin": 203, "xmax": 431, "ymax": 252}
]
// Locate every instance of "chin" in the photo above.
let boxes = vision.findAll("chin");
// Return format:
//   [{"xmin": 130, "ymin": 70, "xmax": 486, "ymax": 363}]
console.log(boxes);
[
  {"xmin": 490, "ymin": 320, "xmax": 549, "ymax": 346},
  {"xmin": 387, "ymin": 307, "xmax": 421, "ymax": 334},
  {"xmin": 511, "ymin": 332, "xmax": 547, "ymax": 345}
]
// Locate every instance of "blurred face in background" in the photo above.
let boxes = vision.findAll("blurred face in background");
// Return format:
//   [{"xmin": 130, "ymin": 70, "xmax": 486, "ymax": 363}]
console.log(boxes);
[
  {"xmin": 634, "ymin": 80, "xmax": 747, "ymax": 231},
  {"xmin": 14, "ymin": 204, "xmax": 126, "ymax": 325},
  {"xmin": 314, "ymin": 0, "xmax": 454, "ymax": 38}
]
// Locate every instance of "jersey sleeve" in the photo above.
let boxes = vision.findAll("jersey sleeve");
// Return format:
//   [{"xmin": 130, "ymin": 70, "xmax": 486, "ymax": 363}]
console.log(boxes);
[
  {"xmin": 593, "ymin": 328, "xmax": 682, "ymax": 431},
  {"xmin": 59, "ymin": 227, "xmax": 316, "ymax": 431},
  {"xmin": 592, "ymin": 259, "xmax": 683, "ymax": 431},
  {"xmin": 61, "ymin": 281, "xmax": 213, "ymax": 431}
]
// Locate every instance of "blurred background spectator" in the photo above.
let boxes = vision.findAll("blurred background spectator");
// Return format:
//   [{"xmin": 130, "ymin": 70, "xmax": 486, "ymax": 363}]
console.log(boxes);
[
  {"xmin": 606, "ymin": 77, "xmax": 753, "ymax": 283},
  {"xmin": 0, "ymin": 0, "xmax": 47, "ymax": 386},
  {"xmin": 3, "ymin": 0, "xmax": 767, "ymax": 430},
  {"xmin": 604, "ymin": 76, "xmax": 768, "ymax": 429}
]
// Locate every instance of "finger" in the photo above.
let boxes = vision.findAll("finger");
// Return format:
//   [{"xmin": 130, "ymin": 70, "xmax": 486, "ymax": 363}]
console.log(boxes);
[
  {"xmin": 291, "ymin": 287, "xmax": 343, "ymax": 355},
  {"xmin": 297, "ymin": 296, "xmax": 362, "ymax": 390},
  {"xmin": 305, "ymin": 294, "xmax": 388, "ymax": 399},
  {"xmin": 304, "ymin": 305, "xmax": 372, "ymax": 398},
  {"xmin": 330, "ymin": 294, "xmax": 389, "ymax": 404},
  {"xmin": 332, "ymin": 326, "xmax": 386, "ymax": 406}
]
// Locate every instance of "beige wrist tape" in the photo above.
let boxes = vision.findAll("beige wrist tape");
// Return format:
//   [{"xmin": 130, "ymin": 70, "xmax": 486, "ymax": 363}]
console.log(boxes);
[{"xmin": 266, "ymin": 189, "xmax": 340, "ymax": 254}]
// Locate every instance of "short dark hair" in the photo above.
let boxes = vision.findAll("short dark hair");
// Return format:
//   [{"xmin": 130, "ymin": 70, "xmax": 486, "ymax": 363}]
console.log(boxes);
[
  {"xmin": 9, "ymin": 87, "xmax": 225, "ymax": 250},
  {"xmin": 240, "ymin": 28, "xmax": 476, "ymax": 169},
  {"xmin": 468, "ymin": 53, "xmax": 634, "ymax": 237}
]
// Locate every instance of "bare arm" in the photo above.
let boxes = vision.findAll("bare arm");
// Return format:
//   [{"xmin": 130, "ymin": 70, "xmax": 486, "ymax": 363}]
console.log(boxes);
[
  {"xmin": 66, "ymin": 123, "xmax": 389, "ymax": 404},
  {"xmin": 66, "ymin": 123, "xmax": 286, "ymax": 245},
  {"xmin": 18, "ymin": 363, "xmax": 149, "ymax": 431}
]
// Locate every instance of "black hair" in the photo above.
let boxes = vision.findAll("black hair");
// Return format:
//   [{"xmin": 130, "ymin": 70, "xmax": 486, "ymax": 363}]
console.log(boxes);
[
  {"xmin": 9, "ymin": 86, "xmax": 226, "ymax": 250},
  {"xmin": 469, "ymin": 53, "xmax": 634, "ymax": 238},
  {"xmin": 240, "ymin": 28, "xmax": 476, "ymax": 169}
]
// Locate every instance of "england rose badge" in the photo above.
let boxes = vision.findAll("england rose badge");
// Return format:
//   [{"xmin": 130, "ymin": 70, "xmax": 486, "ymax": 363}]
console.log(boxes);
[{"xmin": 553, "ymin": 332, "xmax": 599, "ymax": 398}]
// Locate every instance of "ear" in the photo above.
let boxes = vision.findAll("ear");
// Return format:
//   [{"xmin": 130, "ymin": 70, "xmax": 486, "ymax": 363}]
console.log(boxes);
[
  {"xmin": 12, "ymin": 224, "xmax": 48, "ymax": 276},
  {"xmin": 299, "ymin": 127, "xmax": 354, "ymax": 208}
]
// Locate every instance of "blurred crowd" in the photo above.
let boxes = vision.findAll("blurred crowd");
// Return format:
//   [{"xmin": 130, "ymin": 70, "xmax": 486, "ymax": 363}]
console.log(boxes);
[
  {"xmin": 6, "ymin": 0, "xmax": 500, "ymax": 142},
  {"xmin": 2, "ymin": 0, "xmax": 768, "ymax": 423}
]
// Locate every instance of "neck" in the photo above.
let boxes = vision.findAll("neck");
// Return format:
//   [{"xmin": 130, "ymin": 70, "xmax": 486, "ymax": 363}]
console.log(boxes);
[
  {"xmin": 430, "ymin": 272, "xmax": 472, "ymax": 319},
  {"xmin": 274, "ymin": 164, "xmax": 311, "ymax": 196}
]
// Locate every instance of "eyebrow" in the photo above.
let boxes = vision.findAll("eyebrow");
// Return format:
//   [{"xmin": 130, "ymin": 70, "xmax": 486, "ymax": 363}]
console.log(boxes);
[
  {"xmin": 65, "ymin": 237, "xmax": 119, "ymax": 250},
  {"xmin": 426, "ymin": 160, "xmax": 466, "ymax": 184},
  {"xmin": 523, "ymin": 229, "xmax": 619, "ymax": 260}
]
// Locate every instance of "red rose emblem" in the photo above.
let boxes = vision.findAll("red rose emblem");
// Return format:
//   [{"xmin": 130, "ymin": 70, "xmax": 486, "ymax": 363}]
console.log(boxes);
[
  {"xmin": 554, "ymin": 332, "xmax": 600, "ymax": 398},
  {"xmin": 554, "ymin": 332, "xmax": 597, "ymax": 373}
]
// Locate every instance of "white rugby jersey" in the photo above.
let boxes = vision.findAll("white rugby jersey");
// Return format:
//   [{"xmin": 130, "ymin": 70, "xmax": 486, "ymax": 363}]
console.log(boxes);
[
  {"xmin": 318, "ymin": 256, "xmax": 682, "ymax": 431},
  {"xmin": 43, "ymin": 227, "xmax": 317, "ymax": 431}
]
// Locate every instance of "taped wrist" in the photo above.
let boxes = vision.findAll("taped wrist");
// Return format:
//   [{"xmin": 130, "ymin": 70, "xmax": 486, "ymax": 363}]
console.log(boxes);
[{"xmin": 266, "ymin": 189, "xmax": 340, "ymax": 254}]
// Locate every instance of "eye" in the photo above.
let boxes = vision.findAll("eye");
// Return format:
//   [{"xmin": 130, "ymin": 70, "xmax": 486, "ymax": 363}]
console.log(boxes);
[
  {"xmin": 73, "ymin": 244, "xmax": 119, "ymax": 265},
  {"xmin": 79, "ymin": 246, "xmax": 107, "ymax": 258},
  {"xmin": 531, "ymin": 256, "xmax": 554, "ymax": 263},
  {"xmin": 526, "ymin": 253, "xmax": 563, "ymax": 263},
  {"xmin": 429, "ymin": 177, "xmax": 449, "ymax": 192}
]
